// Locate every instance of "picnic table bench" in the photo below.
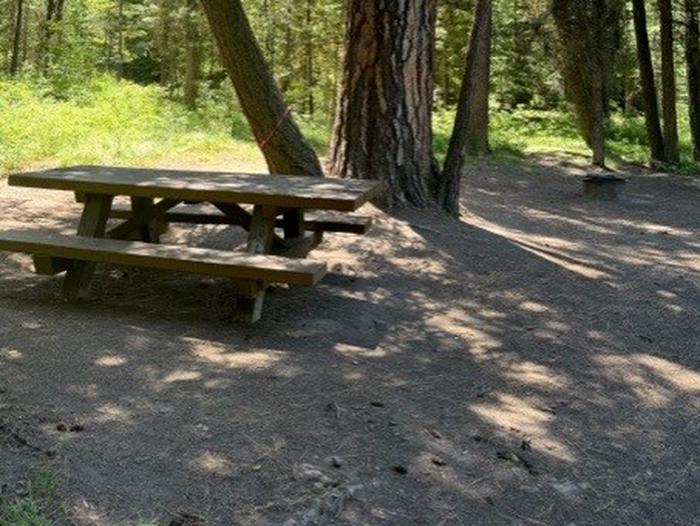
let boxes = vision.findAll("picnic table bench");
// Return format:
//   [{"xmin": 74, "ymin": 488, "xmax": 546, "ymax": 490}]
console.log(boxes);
[{"xmin": 0, "ymin": 166, "xmax": 385, "ymax": 322}]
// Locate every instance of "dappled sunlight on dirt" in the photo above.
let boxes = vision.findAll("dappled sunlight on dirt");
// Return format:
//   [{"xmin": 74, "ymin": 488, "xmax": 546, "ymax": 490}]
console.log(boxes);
[
  {"xmin": 0, "ymin": 155, "xmax": 698, "ymax": 524},
  {"xmin": 470, "ymin": 393, "xmax": 577, "ymax": 463},
  {"xmin": 185, "ymin": 337, "xmax": 285, "ymax": 371}
]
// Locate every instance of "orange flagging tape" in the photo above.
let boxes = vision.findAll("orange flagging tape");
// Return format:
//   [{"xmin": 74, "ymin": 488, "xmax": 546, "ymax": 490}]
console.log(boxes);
[{"xmin": 258, "ymin": 107, "xmax": 292, "ymax": 150}]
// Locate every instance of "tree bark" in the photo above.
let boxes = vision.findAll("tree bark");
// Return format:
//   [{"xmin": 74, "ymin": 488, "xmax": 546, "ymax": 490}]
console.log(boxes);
[
  {"xmin": 437, "ymin": 0, "xmax": 492, "ymax": 216},
  {"xmin": 117, "ymin": 0, "xmax": 125, "ymax": 78},
  {"xmin": 328, "ymin": 0, "xmax": 438, "ymax": 206},
  {"xmin": 658, "ymin": 0, "xmax": 680, "ymax": 163},
  {"xmin": 632, "ymin": 0, "xmax": 665, "ymax": 164},
  {"xmin": 551, "ymin": 0, "xmax": 622, "ymax": 167},
  {"xmin": 201, "ymin": 0, "xmax": 323, "ymax": 177},
  {"xmin": 43, "ymin": 0, "xmax": 65, "ymax": 74},
  {"xmin": 304, "ymin": 0, "xmax": 315, "ymax": 116},
  {"xmin": 685, "ymin": 0, "xmax": 700, "ymax": 161},
  {"xmin": 183, "ymin": 0, "xmax": 202, "ymax": 109},
  {"xmin": 10, "ymin": 0, "xmax": 24, "ymax": 76}
]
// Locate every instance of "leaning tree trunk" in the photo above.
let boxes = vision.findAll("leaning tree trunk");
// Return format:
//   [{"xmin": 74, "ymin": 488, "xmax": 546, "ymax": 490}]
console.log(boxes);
[
  {"xmin": 686, "ymin": 0, "xmax": 700, "ymax": 161},
  {"xmin": 658, "ymin": 0, "xmax": 680, "ymax": 163},
  {"xmin": 437, "ymin": 0, "xmax": 492, "ymax": 217},
  {"xmin": 10, "ymin": 0, "xmax": 24, "ymax": 76},
  {"xmin": 632, "ymin": 0, "xmax": 665, "ymax": 164},
  {"xmin": 329, "ymin": 0, "xmax": 438, "ymax": 206},
  {"xmin": 201, "ymin": 0, "xmax": 323, "ymax": 176}
]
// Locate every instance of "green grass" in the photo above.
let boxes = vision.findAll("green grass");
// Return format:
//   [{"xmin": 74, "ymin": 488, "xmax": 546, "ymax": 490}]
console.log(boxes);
[
  {"xmin": 435, "ymin": 107, "xmax": 699, "ymax": 172},
  {"xmin": 1, "ymin": 76, "xmax": 697, "ymax": 175},
  {"xmin": 0, "ymin": 76, "xmax": 265, "ymax": 172},
  {"xmin": 0, "ymin": 468, "xmax": 60, "ymax": 526}
]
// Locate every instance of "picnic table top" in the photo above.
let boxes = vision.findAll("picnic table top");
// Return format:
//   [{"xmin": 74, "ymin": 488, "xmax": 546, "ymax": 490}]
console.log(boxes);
[{"xmin": 8, "ymin": 165, "xmax": 386, "ymax": 212}]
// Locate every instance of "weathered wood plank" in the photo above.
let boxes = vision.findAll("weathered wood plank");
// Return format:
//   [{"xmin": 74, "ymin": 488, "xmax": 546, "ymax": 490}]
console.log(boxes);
[
  {"xmin": 9, "ymin": 166, "xmax": 386, "ymax": 211},
  {"xmin": 211, "ymin": 202, "xmax": 252, "ymax": 229},
  {"xmin": 282, "ymin": 209, "xmax": 304, "ymax": 239},
  {"xmin": 109, "ymin": 203, "xmax": 373, "ymax": 234},
  {"xmin": 234, "ymin": 205, "xmax": 278, "ymax": 322},
  {"xmin": 272, "ymin": 232, "xmax": 324, "ymax": 259},
  {"xmin": 0, "ymin": 229, "xmax": 327, "ymax": 286},
  {"xmin": 62, "ymin": 193, "xmax": 114, "ymax": 301},
  {"xmin": 33, "ymin": 255, "xmax": 70, "ymax": 275},
  {"xmin": 107, "ymin": 198, "xmax": 181, "ymax": 240}
]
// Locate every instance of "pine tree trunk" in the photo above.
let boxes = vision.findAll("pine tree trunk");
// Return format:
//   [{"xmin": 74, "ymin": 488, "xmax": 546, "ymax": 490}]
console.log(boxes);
[
  {"xmin": 304, "ymin": 0, "xmax": 315, "ymax": 116},
  {"xmin": 201, "ymin": 0, "xmax": 323, "ymax": 177},
  {"xmin": 685, "ymin": 0, "xmax": 700, "ymax": 162},
  {"xmin": 183, "ymin": 0, "xmax": 202, "ymax": 109},
  {"xmin": 10, "ymin": 0, "xmax": 24, "ymax": 76},
  {"xmin": 552, "ymin": 0, "xmax": 623, "ymax": 167},
  {"xmin": 632, "ymin": 0, "xmax": 665, "ymax": 164},
  {"xmin": 42, "ymin": 0, "xmax": 65, "ymax": 74},
  {"xmin": 437, "ymin": 0, "xmax": 492, "ymax": 216},
  {"xmin": 117, "ymin": 0, "xmax": 125, "ymax": 78},
  {"xmin": 328, "ymin": 0, "xmax": 438, "ymax": 206},
  {"xmin": 658, "ymin": 0, "xmax": 680, "ymax": 163}
]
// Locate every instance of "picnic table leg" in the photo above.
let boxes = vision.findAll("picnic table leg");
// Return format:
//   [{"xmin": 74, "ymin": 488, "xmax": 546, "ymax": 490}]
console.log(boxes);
[
  {"xmin": 282, "ymin": 210, "xmax": 304, "ymax": 239},
  {"xmin": 62, "ymin": 193, "xmax": 114, "ymax": 301},
  {"xmin": 271, "ymin": 209, "xmax": 323, "ymax": 258},
  {"xmin": 234, "ymin": 204, "xmax": 277, "ymax": 322},
  {"xmin": 130, "ymin": 197, "xmax": 165, "ymax": 243}
]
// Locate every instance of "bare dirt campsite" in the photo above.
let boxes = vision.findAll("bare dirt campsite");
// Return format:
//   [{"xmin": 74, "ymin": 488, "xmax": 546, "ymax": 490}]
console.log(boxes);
[
  {"xmin": 1, "ymin": 156, "xmax": 698, "ymax": 525},
  {"xmin": 3, "ymin": 0, "xmax": 700, "ymax": 525}
]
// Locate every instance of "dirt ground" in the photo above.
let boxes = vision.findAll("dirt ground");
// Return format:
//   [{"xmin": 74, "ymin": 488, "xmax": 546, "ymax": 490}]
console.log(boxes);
[{"xmin": 0, "ymin": 155, "xmax": 698, "ymax": 526}]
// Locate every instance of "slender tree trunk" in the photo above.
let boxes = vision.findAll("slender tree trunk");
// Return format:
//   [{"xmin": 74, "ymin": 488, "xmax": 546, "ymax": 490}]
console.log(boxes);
[
  {"xmin": 280, "ymin": 18, "xmax": 293, "ymax": 93},
  {"xmin": 305, "ymin": 0, "xmax": 315, "ymax": 116},
  {"xmin": 117, "ymin": 0, "xmax": 124, "ymax": 78},
  {"xmin": 329, "ymin": 0, "xmax": 438, "ymax": 206},
  {"xmin": 42, "ymin": 0, "xmax": 65, "ymax": 74},
  {"xmin": 437, "ymin": 0, "xmax": 492, "ymax": 216},
  {"xmin": 632, "ymin": 0, "xmax": 665, "ymax": 164},
  {"xmin": 201, "ymin": 0, "xmax": 323, "ymax": 177},
  {"xmin": 552, "ymin": 0, "xmax": 622, "ymax": 167},
  {"xmin": 685, "ymin": 0, "xmax": 700, "ymax": 161},
  {"xmin": 10, "ymin": 0, "xmax": 24, "ymax": 76},
  {"xmin": 658, "ymin": 0, "xmax": 680, "ymax": 163},
  {"xmin": 183, "ymin": 0, "xmax": 202, "ymax": 109},
  {"xmin": 261, "ymin": 0, "xmax": 275, "ymax": 71}
]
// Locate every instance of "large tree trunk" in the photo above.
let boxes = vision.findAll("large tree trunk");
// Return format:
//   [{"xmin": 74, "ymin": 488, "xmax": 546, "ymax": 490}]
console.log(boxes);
[
  {"xmin": 658, "ymin": 0, "xmax": 680, "ymax": 163},
  {"xmin": 201, "ymin": 0, "xmax": 323, "ymax": 177},
  {"xmin": 551, "ymin": 0, "xmax": 623, "ymax": 167},
  {"xmin": 183, "ymin": 0, "xmax": 202, "ymax": 109},
  {"xmin": 10, "ymin": 0, "xmax": 24, "ymax": 76},
  {"xmin": 437, "ymin": 0, "xmax": 492, "ymax": 217},
  {"xmin": 685, "ymin": 0, "xmax": 700, "ymax": 162},
  {"xmin": 328, "ymin": 0, "xmax": 438, "ymax": 206},
  {"xmin": 632, "ymin": 0, "xmax": 665, "ymax": 164}
]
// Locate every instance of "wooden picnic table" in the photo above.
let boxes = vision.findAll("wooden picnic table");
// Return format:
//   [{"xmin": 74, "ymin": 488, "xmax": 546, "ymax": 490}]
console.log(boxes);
[{"xmin": 1, "ymin": 165, "xmax": 385, "ymax": 321}]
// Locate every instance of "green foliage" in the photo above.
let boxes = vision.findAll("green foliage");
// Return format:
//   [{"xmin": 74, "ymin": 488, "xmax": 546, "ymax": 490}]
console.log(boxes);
[
  {"xmin": 0, "ymin": 76, "xmax": 252, "ymax": 172},
  {"xmin": 0, "ymin": 468, "xmax": 59, "ymax": 526},
  {"xmin": 491, "ymin": 0, "xmax": 562, "ymax": 109},
  {"xmin": 0, "ymin": 498, "xmax": 50, "ymax": 526},
  {"xmin": 0, "ymin": 76, "xmax": 335, "ymax": 174},
  {"xmin": 436, "ymin": 106, "xmax": 699, "ymax": 171}
]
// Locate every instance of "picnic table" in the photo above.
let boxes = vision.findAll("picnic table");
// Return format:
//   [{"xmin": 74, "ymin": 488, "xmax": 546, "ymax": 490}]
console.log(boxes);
[{"xmin": 0, "ymin": 166, "xmax": 385, "ymax": 321}]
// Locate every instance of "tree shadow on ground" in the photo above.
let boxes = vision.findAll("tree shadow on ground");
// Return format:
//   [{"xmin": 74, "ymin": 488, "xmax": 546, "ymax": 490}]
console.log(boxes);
[{"xmin": 0, "ymin": 155, "xmax": 698, "ymax": 525}]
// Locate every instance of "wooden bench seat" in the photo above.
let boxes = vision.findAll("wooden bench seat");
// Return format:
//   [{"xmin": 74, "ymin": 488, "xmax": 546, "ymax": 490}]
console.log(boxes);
[
  {"xmin": 109, "ymin": 203, "xmax": 373, "ymax": 235},
  {"xmin": 0, "ymin": 229, "xmax": 326, "ymax": 286}
]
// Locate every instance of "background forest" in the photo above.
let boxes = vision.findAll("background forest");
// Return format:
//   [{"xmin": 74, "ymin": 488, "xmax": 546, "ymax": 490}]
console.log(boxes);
[{"xmin": 0, "ymin": 0, "xmax": 698, "ymax": 176}]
